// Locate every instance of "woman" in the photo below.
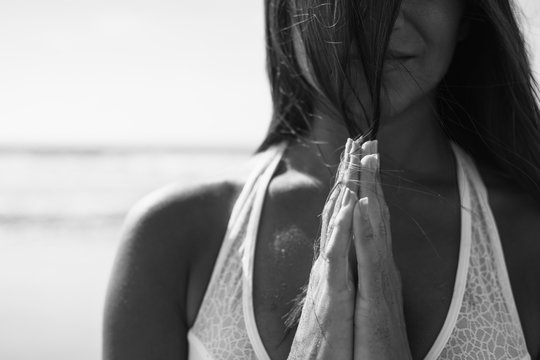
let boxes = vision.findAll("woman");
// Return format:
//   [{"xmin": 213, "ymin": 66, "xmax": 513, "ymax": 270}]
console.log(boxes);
[{"xmin": 103, "ymin": 0, "xmax": 540, "ymax": 359}]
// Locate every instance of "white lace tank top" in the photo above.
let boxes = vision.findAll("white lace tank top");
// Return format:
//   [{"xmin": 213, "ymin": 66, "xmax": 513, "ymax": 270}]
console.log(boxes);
[{"xmin": 187, "ymin": 141, "xmax": 531, "ymax": 360}]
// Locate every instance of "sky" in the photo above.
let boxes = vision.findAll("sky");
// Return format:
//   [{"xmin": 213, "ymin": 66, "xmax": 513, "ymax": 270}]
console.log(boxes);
[
  {"xmin": 0, "ymin": 0, "xmax": 269, "ymax": 149},
  {"xmin": 1, "ymin": 0, "xmax": 539, "ymax": 149}
]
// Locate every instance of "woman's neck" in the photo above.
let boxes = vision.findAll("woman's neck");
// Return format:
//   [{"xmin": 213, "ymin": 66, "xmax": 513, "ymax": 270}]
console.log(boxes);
[
  {"xmin": 377, "ymin": 94, "xmax": 456, "ymax": 185},
  {"xmin": 286, "ymin": 95, "xmax": 456, "ymax": 189}
]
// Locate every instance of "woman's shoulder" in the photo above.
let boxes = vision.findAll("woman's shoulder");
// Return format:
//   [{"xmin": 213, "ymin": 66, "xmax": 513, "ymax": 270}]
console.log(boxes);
[
  {"xmin": 121, "ymin": 148, "xmax": 276, "ymax": 259},
  {"xmin": 122, "ymin": 179, "xmax": 241, "ymax": 254},
  {"xmin": 120, "ymin": 165, "xmax": 257, "ymax": 269},
  {"xmin": 114, "ymin": 149, "xmax": 280, "ymax": 323},
  {"xmin": 104, "ymin": 163, "xmax": 258, "ymax": 358}
]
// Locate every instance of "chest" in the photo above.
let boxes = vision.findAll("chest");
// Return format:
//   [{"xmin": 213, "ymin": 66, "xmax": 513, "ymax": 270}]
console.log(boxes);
[{"xmin": 251, "ymin": 184, "xmax": 540, "ymax": 359}]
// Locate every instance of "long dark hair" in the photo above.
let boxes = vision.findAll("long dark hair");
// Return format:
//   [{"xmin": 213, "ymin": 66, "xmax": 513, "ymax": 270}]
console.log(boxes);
[
  {"xmin": 258, "ymin": 0, "xmax": 400, "ymax": 149},
  {"xmin": 257, "ymin": 0, "xmax": 540, "ymax": 201}
]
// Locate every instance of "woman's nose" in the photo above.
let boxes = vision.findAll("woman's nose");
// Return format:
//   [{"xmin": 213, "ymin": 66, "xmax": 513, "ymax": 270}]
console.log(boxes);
[{"xmin": 393, "ymin": 4, "xmax": 406, "ymax": 31}]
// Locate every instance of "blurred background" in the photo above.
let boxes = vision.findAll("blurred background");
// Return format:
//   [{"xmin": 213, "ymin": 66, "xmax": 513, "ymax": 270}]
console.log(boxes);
[{"xmin": 0, "ymin": 1, "xmax": 539, "ymax": 359}]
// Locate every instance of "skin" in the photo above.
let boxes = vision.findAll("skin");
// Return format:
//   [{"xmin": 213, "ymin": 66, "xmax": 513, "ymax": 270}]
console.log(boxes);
[
  {"xmin": 289, "ymin": 139, "xmax": 412, "ymax": 360},
  {"xmin": 288, "ymin": 1, "xmax": 467, "ymax": 355},
  {"xmin": 103, "ymin": 0, "xmax": 540, "ymax": 358}
]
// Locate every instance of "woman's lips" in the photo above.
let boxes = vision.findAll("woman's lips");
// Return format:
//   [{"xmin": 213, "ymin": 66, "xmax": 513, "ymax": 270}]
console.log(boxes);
[
  {"xmin": 347, "ymin": 50, "xmax": 416, "ymax": 68},
  {"xmin": 385, "ymin": 50, "xmax": 416, "ymax": 60},
  {"xmin": 383, "ymin": 52, "xmax": 415, "ymax": 72}
]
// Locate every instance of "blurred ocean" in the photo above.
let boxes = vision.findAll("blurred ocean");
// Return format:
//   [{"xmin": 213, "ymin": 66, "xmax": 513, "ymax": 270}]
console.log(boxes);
[{"xmin": 0, "ymin": 147, "xmax": 252, "ymax": 360}]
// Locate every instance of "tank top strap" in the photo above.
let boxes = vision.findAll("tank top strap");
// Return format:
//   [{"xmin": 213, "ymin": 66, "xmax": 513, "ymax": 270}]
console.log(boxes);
[
  {"xmin": 199, "ymin": 141, "xmax": 289, "ymax": 310},
  {"xmin": 188, "ymin": 141, "xmax": 288, "ymax": 360},
  {"xmin": 425, "ymin": 141, "xmax": 473, "ymax": 359},
  {"xmin": 438, "ymin": 141, "xmax": 530, "ymax": 360},
  {"xmin": 240, "ymin": 141, "xmax": 288, "ymax": 360},
  {"xmin": 451, "ymin": 144, "xmax": 529, "ymax": 351},
  {"xmin": 227, "ymin": 142, "xmax": 289, "ymax": 241}
]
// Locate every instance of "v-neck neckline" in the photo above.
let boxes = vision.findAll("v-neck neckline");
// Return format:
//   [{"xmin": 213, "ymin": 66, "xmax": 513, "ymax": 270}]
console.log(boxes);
[{"xmin": 242, "ymin": 141, "xmax": 472, "ymax": 360}]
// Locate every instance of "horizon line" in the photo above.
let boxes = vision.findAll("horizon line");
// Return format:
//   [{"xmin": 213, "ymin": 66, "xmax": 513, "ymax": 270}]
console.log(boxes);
[{"xmin": 0, "ymin": 143, "xmax": 259, "ymax": 156}]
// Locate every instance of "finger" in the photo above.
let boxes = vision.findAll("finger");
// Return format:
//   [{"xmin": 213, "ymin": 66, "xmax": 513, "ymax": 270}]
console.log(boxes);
[
  {"xmin": 321, "ymin": 183, "xmax": 344, "ymax": 251},
  {"xmin": 371, "ymin": 153, "xmax": 392, "ymax": 245},
  {"xmin": 336, "ymin": 138, "xmax": 353, "ymax": 185},
  {"xmin": 326, "ymin": 188, "xmax": 355, "ymax": 254},
  {"xmin": 343, "ymin": 138, "xmax": 356, "ymax": 183},
  {"xmin": 344, "ymin": 138, "xmax": 362, "ymax": 196},
  {"xmin": 343, "ymin": 139, "xmax": 362, "ymax": 276},
  {"xmin": 322, "ymin": 139, "xmax": 353, "ymax": 251},
  {"xmin": 360, "ymin": 154, "xmax": 380, "ymax": 210},
  {"xmin": 353, "ymin": 197, "xmax": 378, "ymax": 298},
  {"xmin": 361, "ymin": 139, "xmax": 377, "ymax": 155},
  {"xmin": 360, "ymin": 153, "xmax": 393, "ymax": 253},
  {"xmin": 358, "ymin": 140, "xmax": 377, "ymax": 200},
  {"xmin": 362, "ymin": 140, "xmax": 382, "ymax": 199},
  {"xmin": 327, "ymin": 138, "xmax": 357, "ymax": 237},
  {"xmin": 322, "ymin": 138, "xmax": 358, "ymax": 259},
  {"xmin": 324, "ymin": 188, "xmax": 357, "ymax": 289}
]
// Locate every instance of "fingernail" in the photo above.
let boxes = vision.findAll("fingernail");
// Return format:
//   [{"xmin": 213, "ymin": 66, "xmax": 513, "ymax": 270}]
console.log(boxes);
[
  {"xmin": 361, "ymin": 140, "xmax": 371, "ymax": 154},
  {"xmin": 360, "ymin": 154, "xmax": 371, "ymax": 168},
  {"xmin": 361, "ymin": 154, "xmax": 378, "ymax": 170},
  {"xmin": 352, "ymin": 138, "xmax": 360, "ymax": 154},
  {"xmin": 362, "ymin": 140, "xmax": 378, "ymax": 155}
]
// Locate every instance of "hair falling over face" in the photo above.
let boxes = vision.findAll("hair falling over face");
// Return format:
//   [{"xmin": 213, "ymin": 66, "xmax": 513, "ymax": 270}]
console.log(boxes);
[
  {"xmin": 261, "ymin": 0, "xmax": 540, "ymax": 202},
  {"xmin": 261, "ymin": 0, "xmax": 540, "ymax": 330},
  {"xmin": 268, "ymin": 0, "xmax": 403, "ymax": 142}
]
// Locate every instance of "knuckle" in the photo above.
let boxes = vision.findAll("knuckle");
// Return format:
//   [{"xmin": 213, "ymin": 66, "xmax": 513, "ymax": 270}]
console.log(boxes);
[
  {"xmin": 333, "ymin": 211, "xmax": 347, "ymax": 225},
  {"xmin": 322, "ymin": 207, "xmax": 331, "ymax": 224},
  {"xmin": 326, "ymin": 278, "xmax": 354, "ymax": 296},
  {"xmin": 378, "ymin": 222, "xmax": 388, "ymax": 238},
  {"xmin": 323, "ymin": 246, "xmax": 340, "ymax": 262},
  {"xmin": 362, "ymin": 221, "xmax": 375, "ymax": 238},
  {"xmin": 323, "ymin": 239, "xmax": 348, "ymax": 263}
]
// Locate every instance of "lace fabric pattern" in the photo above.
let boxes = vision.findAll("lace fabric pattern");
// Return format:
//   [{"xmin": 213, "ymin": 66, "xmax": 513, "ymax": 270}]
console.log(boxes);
[
  {"xmin": 438, "ymin": 157, "xmax": 530, "ymax": 360},
  {"xmin": 190, "ymin": 200, "xmax": 258, "ymax": 360},
  {"xmin": 188, "ymin": 144, "xmax": 287, "ymax": 360},
  {"xmin": 187, "ymin": 142, "xmax": 530, "ymax": 360}
]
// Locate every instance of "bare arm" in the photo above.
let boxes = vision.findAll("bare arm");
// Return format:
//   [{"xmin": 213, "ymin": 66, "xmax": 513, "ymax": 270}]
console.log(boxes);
[
  {"xmin": 103, "ymin": 182, "xmax": 237, "ymax": 360},
  {"xmin": 103, "ymin": 187, "xmax": 190, "ymax": 359}
]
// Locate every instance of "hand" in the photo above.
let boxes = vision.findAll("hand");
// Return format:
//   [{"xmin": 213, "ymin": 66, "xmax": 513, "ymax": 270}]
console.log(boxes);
[
  {"xmin": 288, "ymin": 138, "xmax": 412, "ymax": 360},
  {"xmin": 352, "ymin": 140, "xmax": 412, "ymax": 360},
  {"xmin": 287, "ymin": 138, "xmax": 361, "ymax": 360}
]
